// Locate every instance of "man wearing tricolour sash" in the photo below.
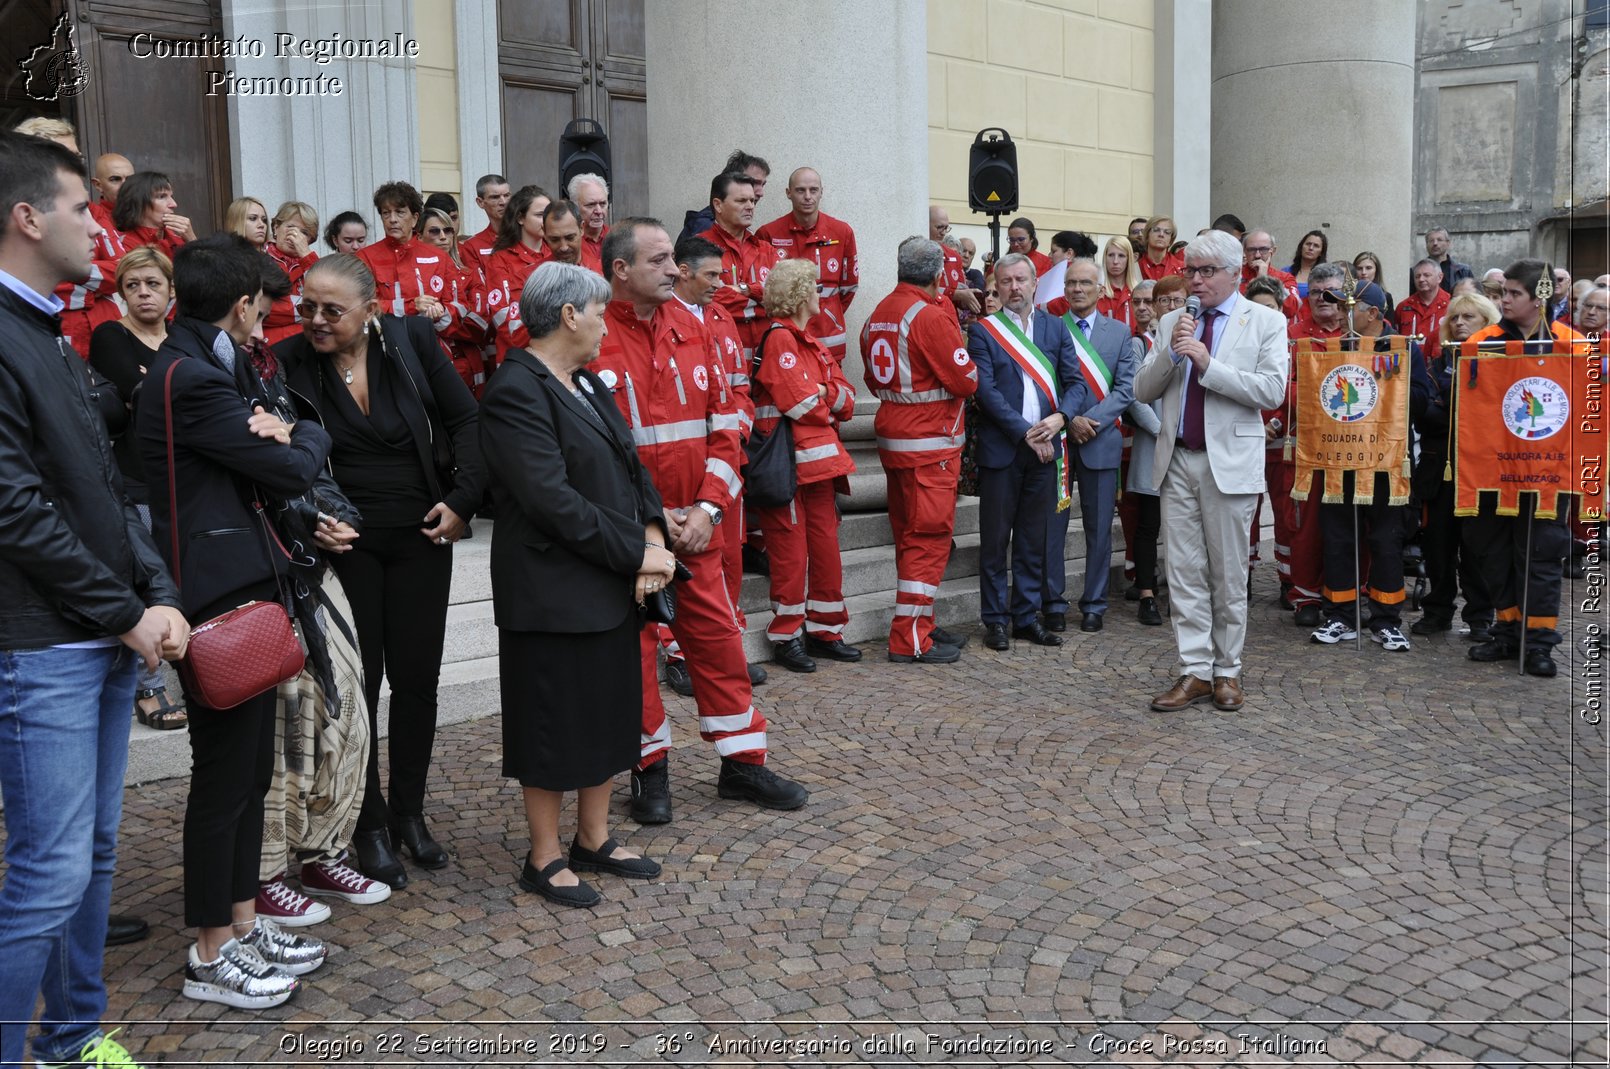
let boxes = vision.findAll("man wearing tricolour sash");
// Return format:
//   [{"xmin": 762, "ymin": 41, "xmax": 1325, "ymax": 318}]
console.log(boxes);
[
  {"xmin": 1054, "ymin": 257, "xmax": 1143, "ymax": 634},
  {"xmin": 966, "ymin": 254, "xmax": 1089, "ymax": 652}
]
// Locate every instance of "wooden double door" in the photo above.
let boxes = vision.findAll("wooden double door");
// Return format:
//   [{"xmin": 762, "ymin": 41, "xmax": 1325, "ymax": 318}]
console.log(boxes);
[{"xmin": 498, "ymin": 0, "xmax": 647, "ymax": 215}]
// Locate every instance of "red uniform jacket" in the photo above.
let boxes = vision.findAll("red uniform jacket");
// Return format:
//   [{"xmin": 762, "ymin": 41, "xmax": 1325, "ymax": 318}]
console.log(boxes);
[
  {"xmin": 860, "ymin": 283, "xmax": 979, "ymax": 468},
  {"xmin": 1137, "ymin": 251, "xmax": 1183, "ymax": 282},
  {"xmin": 484, "ymin": 242, "xmax": 547, "ymax": 363},
  {"xmin": 756, "ymin": 210, "xmax": 858, "ymax": 363},
  {"xmin": 118, "ymin": 225, "xmax": 185, "ymax": 262},
  {"xmin": 1097, "ymin": 288, "xmax": 1133, "ymax": 330},
  {"xmin": 56, "ymin": 221, "xmax": 126, "ymax": 357},
  {"xmin": 460, "ymin": 225, "xmax": 498, "ymax": 272},
  {"xmin": 1394, "ymin": 289, "xmax": 1450, "ymax": 341},
  {"xmin": 677, "ymin": 296, "xmax": 754, "ymax": 440},
  {"xmin": 594, "ymin": 299, "xmax": 744, "ymax": 514},
  {"xmin": 262, "ymin": 242, "xmax": 319, "ymax": 345},
  {"xmin": 1027, "ymin": 249, "xmax": 1053, "ymax": 277},
  {"xmin": 700, "ymin": 224, "xmax": 780, "ymax": 358},
  {"xmin": 354, "ymin": 236, "xmax": 467, "ymax": 336},
  {"xmin": 754, "ymin": 318, "xmax": 856, "ymax": 486},
  {"xmin": 1240, "ymin": 264, "xmax": 1302, "ymax": 320}
]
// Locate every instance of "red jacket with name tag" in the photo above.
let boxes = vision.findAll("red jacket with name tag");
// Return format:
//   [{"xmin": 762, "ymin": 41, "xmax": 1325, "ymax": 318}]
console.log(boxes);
[
  {"xmin": 355, "ymin": 236, "xmax": 467, "ymax": 337},
  {"xmin": 860, "ymin": 284, "xmax": 979, "ymax": 468},
  {"xmin": 755, "ymin": 211, "xmax": 858, "ymax": 362},
  {"xmin": 593, "ymin": 299, "xmax": 744, "ymax": 513},
  {"xmin": 699, "ymin": 224, "xmax": 781, "ymax": 356}
]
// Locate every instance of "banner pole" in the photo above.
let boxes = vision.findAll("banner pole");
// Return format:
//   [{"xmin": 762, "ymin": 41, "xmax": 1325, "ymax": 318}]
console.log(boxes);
[
  {"xmin": 1519, "ymin": 505, "xmax": 1533, "ymax": 676},
  {"xmin": 1353, "ymin": 500, "xmax": 1363, "ymax": 651}
]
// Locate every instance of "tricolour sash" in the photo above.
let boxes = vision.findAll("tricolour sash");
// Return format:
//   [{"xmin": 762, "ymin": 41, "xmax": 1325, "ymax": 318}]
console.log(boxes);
[
  {"xmin": 1061, "ymin": 313, "xmax": 1112, "ymax": 403},
  {"xmin": 978, "ymin": 311, "xmax": 1071, "ymax": 511}
]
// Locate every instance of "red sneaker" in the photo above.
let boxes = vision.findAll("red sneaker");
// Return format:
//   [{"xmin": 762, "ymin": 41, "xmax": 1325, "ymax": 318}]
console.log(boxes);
[
  {"xmin": 300, "ymin": 854, "xmax": 393, "ymax": 904},
  {"xmin": 255, "ymin": 875, "xmax": 330, "ymax": 927}
]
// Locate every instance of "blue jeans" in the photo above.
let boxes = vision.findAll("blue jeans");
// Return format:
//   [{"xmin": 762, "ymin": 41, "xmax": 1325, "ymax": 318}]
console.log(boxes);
[{"xmin": 0, "ymin": 644, "xmax": 136, "ymax": 1065}]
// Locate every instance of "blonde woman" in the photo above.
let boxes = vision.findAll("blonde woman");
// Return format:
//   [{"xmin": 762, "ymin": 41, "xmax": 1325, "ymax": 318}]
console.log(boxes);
[
  {"xmin": 1412, "ymin": 291, "xmax": 1500, "ymax": 640},
  {"xmin": 1136, "ymin": 215, "xmax": 1183, "ymax": 281},
  {"xmin": 1096, "ymin": 236, "xmax": 1142, "ymax": 330}
]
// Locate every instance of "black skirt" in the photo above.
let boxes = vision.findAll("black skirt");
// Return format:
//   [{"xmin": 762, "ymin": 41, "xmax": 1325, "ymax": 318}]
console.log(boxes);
[{"xmin": 499, "ymin": 612, "xmax": 642, "ymax": 791}]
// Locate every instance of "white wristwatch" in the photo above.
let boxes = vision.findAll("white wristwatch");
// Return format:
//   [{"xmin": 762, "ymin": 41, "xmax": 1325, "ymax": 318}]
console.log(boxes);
[{"xmin": 695, "ymin": 500, "xmax": 723, "ymax": 525}]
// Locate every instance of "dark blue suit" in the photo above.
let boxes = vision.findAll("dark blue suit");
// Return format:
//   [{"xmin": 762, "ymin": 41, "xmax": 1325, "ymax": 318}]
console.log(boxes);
[{"xmin": 968, "ymin": 309, "xmax": 1088, "ymax": 627}]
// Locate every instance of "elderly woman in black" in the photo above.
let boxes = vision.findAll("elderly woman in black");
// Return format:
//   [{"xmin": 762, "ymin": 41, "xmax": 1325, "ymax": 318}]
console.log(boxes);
[
  {"xmin": 480, "ymin": 262, "xmax": 672, "ymax": 908},
  {"xmin": 275, "ymin": 254, "xmax": 483, "ymax": 890}
]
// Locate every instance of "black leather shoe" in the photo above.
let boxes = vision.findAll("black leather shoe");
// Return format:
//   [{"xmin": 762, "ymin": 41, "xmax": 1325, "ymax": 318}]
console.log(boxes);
[
  {"xmin": 888, "ymin": 642, "xmax": 962, "ymax": 664},
  {"xmin": 519, "ymin": 856, "xmax": 600, "ymax": 908},
  {"xmin": 1011, "ymin": 622, "xmax": 1062, "ymax": 646},
  {"xmin": 1410, "ymin": 616, "xmax": 1451, "ymax": 635},
  {"xmin": 983, "ymin": 623, "xmax": 1010, "ymax": 651},
  {"xmin": 664, "ymin": 658, "xmax": 694, "ymax": 696},
  {"xmin": 353, "ymin": 828, "xmax": 408, "ymax": 890},
  {"xmin": 1080, "ymin": 612, "xmax": 1103, "ymax": 633},
  {"xmin": 1468, "ymin": 638, "xmax": 1519, "ymax": 662},
  {"xmin": 747, "ymin": 662, "xmax": 768, "ymax": 686},
  {"xmin": 105, "ymin": 913, "xmax": 148, "ymax": 947},
  {"xmin": 1042, "ymin": 612, "xmax": 1067, "ymax": 632},
  {"xmin": 1524, "ymin": 650, "xmax": 1557, "ymax": 677},
  {"xmin": 772, "ymin": 637, "xmax": 817, "ymax": 673},
  {"xmin": 717, "ymin": 758, "xmax": 808, "ymax": 810},
  {"xmin": 930, "ymin": 625, "xmax": 970, "ymax": 648},
  {"xmin": 1138, "ymin": 597, "xmax": 1163, "ymax": 626},
  {"xmin": 391, "ymin": 815, "xmax": 449, "ymax": 869},
  {"xmin": 1293, "ymin": 604, "xmax": 1323, "ymax": 628},
  {"xmin": 630, "ymin": 760, "xmax": 672, "ymax": 824},
  {"xmin": 805, "ymin": 636, "xmax": 863, "ymax": 662},
  {"xmin": 569, "ymin": 836, "xmax": 662, "ymax": 879},
  {"xmin": 1466, "ymin": 623, "xmax": 1493, "ymax": 643}
]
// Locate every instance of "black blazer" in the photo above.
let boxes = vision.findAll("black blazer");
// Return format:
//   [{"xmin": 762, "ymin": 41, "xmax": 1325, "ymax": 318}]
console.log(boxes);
[
  {"xmin": 136, "ymin": 318, "xmax": 332, "ymax": 617},
  {"xmin": 479, "ymin": 349, "xmax": 665, "ymax": 633},
  {"xmin": 276, "ymin": 314, "xmax": 484, "ymax": 523}
]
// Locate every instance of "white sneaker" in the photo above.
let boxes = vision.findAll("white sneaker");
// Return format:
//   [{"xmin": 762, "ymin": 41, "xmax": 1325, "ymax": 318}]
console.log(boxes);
[
  {"xmin": 183, "ymin": 938, "xmax": 298, "ymax": 1008},
  {"xmin": 301, "ymin": 854, "xmax": 392, "ymax": 904},
  {"xmin": 240, "ymin": 915, "xmax": 327, "ymax": 976},
  {"xmin": 1310, "ymin": 619, "xmax": 1358, "ymax": 644},
  {"xmin": 256, "ymin": 875, "xmax": 331, "ymax": 927},
  {"xmin": 1371, "ymin": 625, "xmax": 1411, "ymax": 651}
]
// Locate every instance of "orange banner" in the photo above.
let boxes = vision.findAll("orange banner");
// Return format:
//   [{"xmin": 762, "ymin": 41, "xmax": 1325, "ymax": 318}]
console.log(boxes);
[
  {"xmin": 1291, "ymin": 339, "xmax": 1412, "ymax": 505},
  {"xmin": 1452, "ymin": 344, "xmax": 1605, "ymax": 520}
]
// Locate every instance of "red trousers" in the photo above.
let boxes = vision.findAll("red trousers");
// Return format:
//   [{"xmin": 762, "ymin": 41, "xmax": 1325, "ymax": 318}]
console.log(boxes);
[
  {"xmin": 639, "ymin": 539, "xmax": 766, "ymax": 768},
  {"xmin": 756, "ymin": 480, "xmax": 847, "ymax": 643},
  {"xmin": 1269, "ymin": 459, "xmax": 1324, "ymax": 607},
  {"xmin": 884, "ymin": 459, "xmax": 961, "ymax": 656}
]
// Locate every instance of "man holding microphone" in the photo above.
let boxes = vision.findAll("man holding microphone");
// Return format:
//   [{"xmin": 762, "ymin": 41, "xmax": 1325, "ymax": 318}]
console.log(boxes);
[{"xmin": 1133, "ymin": 231, "xmax": 1288, "ymax": 713}]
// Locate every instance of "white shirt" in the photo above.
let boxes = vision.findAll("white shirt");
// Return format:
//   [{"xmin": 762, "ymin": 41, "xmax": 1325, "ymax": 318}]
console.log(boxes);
[
  {"xmin": 1003, "ymin": 306, "xmax": 1045, "ymax": 424},
  {"xmin": 674, "ymin": 294, "xmax": 705, "ymax": 322}
]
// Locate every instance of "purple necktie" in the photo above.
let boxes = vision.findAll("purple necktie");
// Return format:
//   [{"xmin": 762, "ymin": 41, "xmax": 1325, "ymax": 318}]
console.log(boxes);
[{"xmin": 1180, "ymin": 310, "xmax": 1217, "ymax": 451}]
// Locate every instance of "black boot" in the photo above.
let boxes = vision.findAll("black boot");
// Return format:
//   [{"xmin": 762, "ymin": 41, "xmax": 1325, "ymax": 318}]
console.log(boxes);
[
  {"xmin": 391, "ymin": 815, "xmax": 449, "ymax": 869},
  {"xmin": 353, "ymin": 828, "xmax": 408, "ymax": 889},
  {"xmin": 717, "ymin": 758, "xmax": 808, "ymax": 810},
  {"xmin": 630, "ymin": 759, "xmax": 673, "ymax": 824}
]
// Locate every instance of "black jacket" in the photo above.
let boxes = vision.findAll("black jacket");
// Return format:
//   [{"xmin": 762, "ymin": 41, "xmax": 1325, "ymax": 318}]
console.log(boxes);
[
  {"xmin": 136, "ymin": 317, "xmax": 332, "ymax": 617},
  {"xmin": 276, "ymin": 314, "xmax": 484, "ymax": 524},
  {"xmin": 479, "ymin": 349, "xmax": 665, "ymax": 633},
  {"xmin": 0, "ymin": 286, "xmax": 180, "ymax": 647}
]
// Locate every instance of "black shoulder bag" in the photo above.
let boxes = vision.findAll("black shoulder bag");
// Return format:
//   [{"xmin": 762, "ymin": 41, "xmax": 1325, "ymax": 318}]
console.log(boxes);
[{"xmin": 742, "ymin": 325, "xmax": 797, "ymax": 509}]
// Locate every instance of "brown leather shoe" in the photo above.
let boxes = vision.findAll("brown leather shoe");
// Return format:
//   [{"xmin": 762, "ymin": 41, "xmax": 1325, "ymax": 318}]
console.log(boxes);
[
  {"xmin": 1212, "ymin": 675, "xmax": 1244, "ymax": 711},
  {"xmin": 1150, "ymin": 675, "xmax": 1213, "ymax": 712}
]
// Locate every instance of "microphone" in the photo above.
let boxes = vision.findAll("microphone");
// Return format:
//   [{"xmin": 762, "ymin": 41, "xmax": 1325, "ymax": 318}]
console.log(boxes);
[{"xmin": 1184, "ymin": 295, "xmax": 1201, "ymax": 320}]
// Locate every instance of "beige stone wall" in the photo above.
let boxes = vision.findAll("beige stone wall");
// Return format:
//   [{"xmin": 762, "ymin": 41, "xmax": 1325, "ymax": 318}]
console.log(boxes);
[
  {"xmin": 414, "ymin": 0, "xmax": 462, "ymax": 203},
  {"xmin": 927, "ymin": 0, "xmax": 1155, "ymax": 241}
]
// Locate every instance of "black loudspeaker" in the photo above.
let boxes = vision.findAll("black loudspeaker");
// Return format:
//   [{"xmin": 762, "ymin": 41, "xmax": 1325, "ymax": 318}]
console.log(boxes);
[
  {"xmin": 968, "ymin": 128, "xmax": 1018, "ymax": 214},
  {"xmin": 559, "ymin": 119, "xmax": 611, "ymax": 191}
]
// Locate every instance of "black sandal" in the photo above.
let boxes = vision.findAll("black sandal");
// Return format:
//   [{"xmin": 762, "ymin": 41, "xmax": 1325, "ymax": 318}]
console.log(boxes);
[{"xmin": 134, "ymin": 687, "xmax": 187, "ymax": 730}]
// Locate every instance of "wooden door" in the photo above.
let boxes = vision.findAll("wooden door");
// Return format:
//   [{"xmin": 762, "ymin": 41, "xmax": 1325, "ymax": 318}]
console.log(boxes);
[{"xmin": 591, "ymin": 0, "xmax": 645, "ymax": 216}]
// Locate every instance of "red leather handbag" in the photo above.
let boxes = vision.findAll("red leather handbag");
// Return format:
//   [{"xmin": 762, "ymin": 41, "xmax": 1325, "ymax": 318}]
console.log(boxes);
[{"xmin": 163, "ymin": 360, "xmax": 306, "ymax": 710}]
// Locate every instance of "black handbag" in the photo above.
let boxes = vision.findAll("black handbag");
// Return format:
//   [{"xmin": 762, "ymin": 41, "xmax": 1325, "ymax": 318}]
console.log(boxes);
[
  {"xmin": 742, "ymin": 324, "xmax": 798, "ymax": 509},
  {"xmin": 642, "ymin": 561, "xmax": 695, "ymax": 625}
]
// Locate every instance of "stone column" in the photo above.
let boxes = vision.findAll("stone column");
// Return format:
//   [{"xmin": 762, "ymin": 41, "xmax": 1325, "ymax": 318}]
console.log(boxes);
[
  {"xmin": 453, "ymin": 0, "xmax": 502, "ymax": 237},
  {"xmin": 1154, "ymin": 0, "xmax": 1212, "ymax": 231},
  {"xmin": 644, "ymin": 0, "xmax": 930, "ymax": 508},
  {"xmin": 1210, "ymin": 4, "xmax": 1415, "ymax": 283},
  {"xmin": 222, "ymin": 0, "xmax": 419, "ymax": 232}
]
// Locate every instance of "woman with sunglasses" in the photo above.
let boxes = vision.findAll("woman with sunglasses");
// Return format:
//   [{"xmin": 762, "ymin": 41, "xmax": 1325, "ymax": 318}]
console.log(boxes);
[{"xmin": 417, "ymin": 206, "xmax": 492, "ymax": 398}]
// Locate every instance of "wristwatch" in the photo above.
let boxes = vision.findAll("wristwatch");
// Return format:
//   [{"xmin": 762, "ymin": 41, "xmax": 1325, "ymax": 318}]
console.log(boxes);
[{"xmin": 695, "ymin": 500, "xmax": 723, "ymax": 525}]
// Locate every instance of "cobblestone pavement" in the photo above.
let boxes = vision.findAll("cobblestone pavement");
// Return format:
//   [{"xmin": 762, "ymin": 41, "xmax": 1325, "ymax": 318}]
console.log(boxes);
[{"xmin": 13, "ymin": 569, "xmax": 1608, "ymax": 1066}]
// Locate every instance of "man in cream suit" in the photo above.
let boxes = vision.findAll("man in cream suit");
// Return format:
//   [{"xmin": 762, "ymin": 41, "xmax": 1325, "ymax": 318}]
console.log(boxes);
[{"xmin": 1133, "ymin": 230, "xmax": 1288, "ymax": 712}]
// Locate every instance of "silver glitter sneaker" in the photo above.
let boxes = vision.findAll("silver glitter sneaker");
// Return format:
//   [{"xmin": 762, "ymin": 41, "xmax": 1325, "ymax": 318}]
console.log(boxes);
[
  {"xmin": 240, "ymin": 915, "xmax": 327, "ymax": 975},
  {"xmin": 183, "ymin": 938, "xmax": 299, "ymax": 1009}
]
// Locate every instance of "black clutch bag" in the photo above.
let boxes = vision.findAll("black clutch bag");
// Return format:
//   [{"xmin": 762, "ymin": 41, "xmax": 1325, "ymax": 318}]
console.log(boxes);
[{"xmin": 642, "ymin": 561, "xmax": 695, "ymax": 625}]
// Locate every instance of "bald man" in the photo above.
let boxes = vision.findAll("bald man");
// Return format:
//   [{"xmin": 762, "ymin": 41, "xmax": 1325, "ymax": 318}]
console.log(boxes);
[
  {"xmin": 91, "ymin": 154, "xmax": 132, "ymax": 234},
  {"xmin": 756, "ymin": 167, "xmax": 859, "ymax": 363},
  {"xmin": 928, "ymin": 205, "xmax": 980, "ymax": 317}
]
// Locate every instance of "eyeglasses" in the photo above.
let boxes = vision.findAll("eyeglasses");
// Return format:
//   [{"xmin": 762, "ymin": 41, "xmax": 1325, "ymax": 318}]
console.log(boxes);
[
  {"xmin": 1007, "ymin": 235, "xmax": 1030, "ymax": 246},
  {"xmin": 1180, "ymin": 265, "xmax": 1224, "ymax": 280},
  {"xmin": 301, "ymin": 301, "xmax": 354, "ymax": 323},
  {"xmin": 1131, "ymin": 296, "xmax": 1153, "ymax": 305},
  {"xmin": 1065, "ymin": 279, "xmax": 1099, "ymax": 289},
  {"xmin": 1244, "ymin": 245, "xmax": 1273, "ymax": 255}
]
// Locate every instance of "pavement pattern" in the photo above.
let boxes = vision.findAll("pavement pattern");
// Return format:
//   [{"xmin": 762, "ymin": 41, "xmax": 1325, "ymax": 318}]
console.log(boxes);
[{"xmin": 10, "ymin": 568, "xmax": 1607, "ymax": 1066}]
